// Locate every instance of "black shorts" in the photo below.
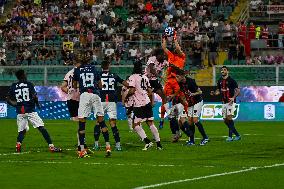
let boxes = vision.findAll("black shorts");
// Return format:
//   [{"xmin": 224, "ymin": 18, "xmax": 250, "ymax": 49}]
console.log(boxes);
[
  {"xmin": 67, "ymin": 100, "xmax": 79, "ymax": 117},
  {"xmin": 125, "ymin": 106, "xmax": 133, "ymax": 116},
  {"xmin": 150, "ymin": 79, "xmax": 163, "ymax": 93},
  {"xmin": 133, "ymin": 103, "xmax": 153, "ymax": 121}
]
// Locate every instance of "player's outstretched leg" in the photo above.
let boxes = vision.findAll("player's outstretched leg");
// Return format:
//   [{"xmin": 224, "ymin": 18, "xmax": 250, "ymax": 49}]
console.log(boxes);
[
  {"xmin": 37, "ymin": 126, "xmax": 62, "ymax": 153},
  {"xmin": 93, "ymin": 123, "xmax": 101, "ymax": 151},
  {"xmin": 134, "ymin": 124, "xmax": 153, "ymax": 151},
  {"xmin": 148, "ymin": 120, "xmax": 162, "ymax": 150}
]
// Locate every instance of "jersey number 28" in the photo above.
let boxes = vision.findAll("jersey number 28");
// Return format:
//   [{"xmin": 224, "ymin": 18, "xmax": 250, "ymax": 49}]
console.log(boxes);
[{"xmin": 15, "ymin": 88, "xmax": 30, "ymax": 102}]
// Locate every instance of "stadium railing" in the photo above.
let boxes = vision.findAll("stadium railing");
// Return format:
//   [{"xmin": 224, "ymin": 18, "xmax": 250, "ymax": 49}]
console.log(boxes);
[
  {"xmin": 0, "ymin": 65, "xmax": 135, "ymax": 86},
  {"xmin": 213, "ymin": 64, "xmax": 284, "ymax": 86}
]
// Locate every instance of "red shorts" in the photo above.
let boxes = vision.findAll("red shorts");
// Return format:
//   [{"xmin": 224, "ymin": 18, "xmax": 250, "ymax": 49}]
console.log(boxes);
[{"xmin": 164, "ymin": 78, "xmax": 180, "ymax": 96}]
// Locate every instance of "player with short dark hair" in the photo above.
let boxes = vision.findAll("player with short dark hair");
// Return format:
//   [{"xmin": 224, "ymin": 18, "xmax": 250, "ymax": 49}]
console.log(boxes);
[
  {"xmin": 73, "ymin": 53, "xmax": 111, "ymax": 158},
  {"xmin": 211, "ymin": 66, "xmax": 241, "ymax": 141},
  {"xmin": 7, "ymin": 70, "xmax": 62, "ymax": 153},
  {"xmin": 126, "ymin": 61, "xmax": 162, "ymax": 150},
  {"xmin": 93, "ymin": 60, "xmax": 129, "ymax": 151},
  {"xmin": 144, "ymin": 48, "xmax": 169, "ymax": 129},
  {"xmin": 175, "ymin": 69, "xmax": 209, "ymax": 146}
]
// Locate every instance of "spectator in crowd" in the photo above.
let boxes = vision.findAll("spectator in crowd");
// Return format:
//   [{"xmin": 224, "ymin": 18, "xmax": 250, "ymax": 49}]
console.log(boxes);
[
  {"xmin": 191, "ymin": 41, "xmax": 203, "ymax": 69},
  {"xmin": 278, "ymin": 21, "xmax": 284, "ymax": 48},
  {"xmin": 0, "ymin": 48, "xmax": 6, "ymax": 65},
  {"xmin": 22, "ymin": 48, "xmax": 32, "ymax": 65},
  {"xmin": 208, "ymin": 37, "xmax": 218, "ymax": 67},
  {"xmin": 228, "ymin": 40, "xmax": 237, "ymax": 63},
  {"xmin": 279, "ymin": 93, "xmax": 284, "ymax": 102},
  {"xmin": 237, "ymin": 41, "xmax": 246, "ymax": 64}
]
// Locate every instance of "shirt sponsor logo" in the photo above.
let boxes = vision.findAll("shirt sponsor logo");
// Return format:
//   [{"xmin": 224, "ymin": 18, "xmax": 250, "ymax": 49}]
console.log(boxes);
[{"xmin": 201, "ymin": 104, "xmax": 240, "ymax": 120}]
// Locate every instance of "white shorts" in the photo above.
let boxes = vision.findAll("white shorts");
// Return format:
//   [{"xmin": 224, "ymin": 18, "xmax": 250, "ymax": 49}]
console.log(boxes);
[
  {"xmin": 17, "ymin": 112, "xmax": 44, "ymax": 132},
  {"xmin": 102, "ymin": 102, "xmax": 117, "ymax": 119},
  {"xmin": 168, "ymin": 103, "xmax": 185, "ymax": 119},
  {"xmin": 78, "ymin": 92, "xmax": 104, "ymax": 118},
  {"xmin": 171, "ymin": 101, "xmax": 203, "ymax": 119},
  {"xmin": 222, "ymin": 102, "xmax": 236, "ymax": 118},
  {"xmin": 188, "ymin": 100, "xmax": 203, "ymax": 118}
]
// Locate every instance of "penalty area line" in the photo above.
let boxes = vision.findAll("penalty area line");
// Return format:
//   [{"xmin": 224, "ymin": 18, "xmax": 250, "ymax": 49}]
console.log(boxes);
[{"xmin": 133, "ymin": 163, "xmax": 284, "ymax": 189}]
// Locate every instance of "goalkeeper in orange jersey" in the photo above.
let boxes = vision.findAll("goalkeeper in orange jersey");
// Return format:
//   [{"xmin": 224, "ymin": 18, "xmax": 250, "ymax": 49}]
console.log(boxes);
[{"xmin": 160, "ymin": 29, "xmax": 188, "ymax": 129}]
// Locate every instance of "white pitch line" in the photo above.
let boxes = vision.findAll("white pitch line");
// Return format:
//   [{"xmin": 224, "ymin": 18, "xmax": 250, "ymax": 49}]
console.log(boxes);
[
  {"xmin": 0, "ymin": 160, "xmax": 183, "ymax": 167},
  {"xmin": 0, "ymin": 151, "xmax": 31, "ymax": 156},
  {"xmin": 133, "ymin": 163, "xmax": 284, "ymax": 189}
]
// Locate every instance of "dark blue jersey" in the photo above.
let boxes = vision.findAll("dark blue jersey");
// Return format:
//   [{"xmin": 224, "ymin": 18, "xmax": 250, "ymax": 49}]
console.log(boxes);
[
  {"xmin": 9, "ymin": 81, "xmax": 37, "ymax": 114},
  {"xmin": 73, "ymin": 64, "xmax": 101, "ymax": 95},
  {"xmin": 100, "ymin": 71, "xmax": 124, "ymax": 102}
]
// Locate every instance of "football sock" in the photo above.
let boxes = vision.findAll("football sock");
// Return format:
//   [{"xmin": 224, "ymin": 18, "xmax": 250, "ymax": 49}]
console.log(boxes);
[
  {"xmin": 17, "ymin": 131, "xmax": 25, "ymax": 143},
  {"xmin": 224, "ymin": 121, "xmax": 233, "ymax": 138},
  {"xmin": 94, "ymin": 124, "xmax": 101, "ymax": 141},
  {"xmin": 164, "ymin": 102, "xmax": 170, "ymax": 114},
  {"xmin": 161, "ymin": 105, "xmax": 166, "ymax": 119},
  {"xmin": 228, "ymin": 120, "xmax": 240, "ymax": 137},
  {"xmin": 99, "ymin": 121, "xmax": 110, "ymax": 143},
  {"xmin": 169, "ymin": 118, "xmax": 179, "ymax": 134},
  {"xmin": 149, "ymin": 124, "xmax": 160, "ymax": 142},
  {"xmin": 38, "ymin": 126, "xmax": 52, "ymax": 145},
  {"xmin": 182, "ymin": 121, "xmax": 192, "ymax": 138},
  {"xmin": 134, "ymin": 125, "xmax": 147, "ymax": 141},
  {"xmin": 127, "ymin": 115, "xmax": 133, "ymax": 130},
  {"xmin": 102, "ymin": 131, "xmax": 110, "ymax": 143},
  {"xmin": 195, "ymin": 121, "xmax": 208, "ymax": 139},
  {"xmin": 189, "ymin": 123, "xmax": 195, "ymax": 142},
  {"xmin": 78, "ymin": 121, "xmax": 86, "ymax": 151},
  {"xmin": 111, "ymin": 126, "xmax": 120, "ymax": 143}
]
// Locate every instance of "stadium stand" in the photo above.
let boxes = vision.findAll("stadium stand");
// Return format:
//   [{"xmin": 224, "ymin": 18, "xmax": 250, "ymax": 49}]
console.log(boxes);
[{"xmin": 0, "ymin": 0, "xmax": 283, "ymax": 86}]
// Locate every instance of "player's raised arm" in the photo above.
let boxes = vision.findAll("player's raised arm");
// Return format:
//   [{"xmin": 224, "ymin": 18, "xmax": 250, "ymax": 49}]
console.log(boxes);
[
  {"xmin": 162, "ymin": 36, "xmax": 169, "ymax": 54},
  {"xmin": 173, "ymin": 31, "xmax": 184, "ymax": 56}
]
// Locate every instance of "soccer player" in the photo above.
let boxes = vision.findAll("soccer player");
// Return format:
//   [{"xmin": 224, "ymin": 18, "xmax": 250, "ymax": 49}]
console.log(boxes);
[
  {"xmin": 73, "ymin": 54, "xmax": 111, "ymax": 158},
  {"xmin": 6, "ymin": 70, "xmax": 62, "ymax": 153},
  {"xmin": 211, "ymin": 66, "xmax": 241, "ymax": 141},
  {"xmin": 161, "ymin": 30, "xmax": 188, "ymax": 128},
  {"xmin": 93, "ymin": 60, "xmax": 129, "ymax": 151},
  {"xmin": 175, "ymin": 69, "xmax": 209, "ymax": 145},
  {"xmin": 61, "ymin": 62, "xmax": 81, "ymax": 121},
  {"xmin": 144, "ymin": 48, "xmax": 168, "ymax": 129},
  {"xmin": 121, "ymin": 84, "xmax": 134, "ymax": 132},
  {"xmin": 126, "ymin": 61, "xmax": 162, "ymax": 150}
]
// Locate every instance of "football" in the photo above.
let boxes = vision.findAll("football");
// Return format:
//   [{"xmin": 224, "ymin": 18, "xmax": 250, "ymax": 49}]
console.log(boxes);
[{"xmin": 164, "ymin": 27, "xmax": 174, "ymax": 37}]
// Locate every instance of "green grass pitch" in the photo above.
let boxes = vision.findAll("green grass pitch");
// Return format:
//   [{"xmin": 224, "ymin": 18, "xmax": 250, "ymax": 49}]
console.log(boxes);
[{"xmin": 0, "ymin": 119, "xmax": 284, "ymax": 189}]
